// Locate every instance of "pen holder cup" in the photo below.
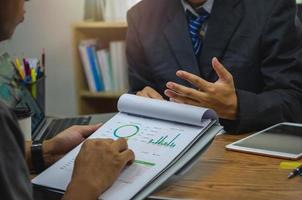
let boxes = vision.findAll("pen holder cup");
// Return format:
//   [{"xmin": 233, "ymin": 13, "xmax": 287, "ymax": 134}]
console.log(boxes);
[
  {"xmin": 27, "ymin": 76, "xmax": 46, "ymax": 113},
  {"xmin": 14, "ymin": 107, "xmax": 32, "ymax": 141}
]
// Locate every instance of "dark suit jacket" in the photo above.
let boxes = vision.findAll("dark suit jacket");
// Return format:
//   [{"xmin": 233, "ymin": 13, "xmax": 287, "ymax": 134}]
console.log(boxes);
[
  {"xmin": 126, "ymin": 0, "xmax": 302, "ymax": 133},
  {"xmin": 298, "ymin": 4, "xmax": 302, "ymax": 22}
]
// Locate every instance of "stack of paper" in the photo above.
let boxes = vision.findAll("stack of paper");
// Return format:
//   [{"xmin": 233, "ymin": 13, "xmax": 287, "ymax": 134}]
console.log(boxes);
[{"xmin": 32, "ymin": 94, "xmax": 222, "ymax": 200}]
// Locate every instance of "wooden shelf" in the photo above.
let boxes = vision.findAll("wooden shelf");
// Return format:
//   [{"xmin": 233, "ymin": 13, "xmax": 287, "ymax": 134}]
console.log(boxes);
[
  {"xmin": 79, "ymin": 90, "xmax": 126, "ymax": 98},
  {"xmin": 72, "ymin": 21, "xmax": 128, "ymax": 114},
  {"xmin": 73, "ymin": 21, "xmax": 128, "ymax": 29}
]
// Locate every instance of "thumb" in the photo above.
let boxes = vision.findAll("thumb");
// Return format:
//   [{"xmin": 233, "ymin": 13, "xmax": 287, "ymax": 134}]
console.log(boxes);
[{"xmin": 212, "ymin": 57, "xmax": 232, "ymax": 82}]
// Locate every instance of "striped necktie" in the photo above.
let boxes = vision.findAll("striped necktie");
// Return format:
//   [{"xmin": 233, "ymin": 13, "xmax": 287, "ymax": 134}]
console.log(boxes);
[{"xmin": 187, "ymin": 10, "xmax": 210, "ymax": 55}]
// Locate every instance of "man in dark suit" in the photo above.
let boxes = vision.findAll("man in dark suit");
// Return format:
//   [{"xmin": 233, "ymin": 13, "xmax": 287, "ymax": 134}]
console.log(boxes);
[
  {"xmin": 298, "ymin": 2, "xmax": 302, "ymax": 22},
  {"xmin": 126, "ymin": 0, "xmax": 302, "ymax": 133}
]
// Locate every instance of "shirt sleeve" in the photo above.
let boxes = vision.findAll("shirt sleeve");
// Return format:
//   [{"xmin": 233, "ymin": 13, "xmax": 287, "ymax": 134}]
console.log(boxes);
[
  {"xmin": 223, "ymin": 0, "xmax": 302, "ymax": 133},
  {"xmin": 0, "ymin": 103, "xmax": 33, "ymax": 200}
]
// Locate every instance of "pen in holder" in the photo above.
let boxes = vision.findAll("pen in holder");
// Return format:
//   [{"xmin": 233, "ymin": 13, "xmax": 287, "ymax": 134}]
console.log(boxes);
[{"xmin": 13, "ymin": 51, "xmax": 46, "ymax": 113}]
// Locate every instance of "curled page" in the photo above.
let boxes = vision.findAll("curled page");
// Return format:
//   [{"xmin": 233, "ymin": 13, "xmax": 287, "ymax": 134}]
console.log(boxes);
[{"xmin": 118, "ymin": 94, "xmax": 218, "ymax": 126}]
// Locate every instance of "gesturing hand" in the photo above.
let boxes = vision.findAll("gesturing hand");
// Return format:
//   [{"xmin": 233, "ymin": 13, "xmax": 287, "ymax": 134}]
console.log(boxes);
[
  {"xmin": 43, "ymin": 124, "xmax": 101, "ymax": 166},
  {"xmin": 164, "ymin": 57, "xmax": 238, "ymax": 120}
]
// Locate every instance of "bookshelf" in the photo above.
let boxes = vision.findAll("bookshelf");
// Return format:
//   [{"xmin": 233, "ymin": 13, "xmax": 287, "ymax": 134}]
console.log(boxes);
[{"xmin": 72, "ymin": 21, "xmax": 128, "ymax": 114}]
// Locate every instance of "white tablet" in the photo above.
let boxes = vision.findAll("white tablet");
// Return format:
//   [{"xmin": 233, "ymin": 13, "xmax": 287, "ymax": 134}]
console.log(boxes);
[{"xmin": 226, "ymin": 122, "xmax": 302, "ymax": 160}]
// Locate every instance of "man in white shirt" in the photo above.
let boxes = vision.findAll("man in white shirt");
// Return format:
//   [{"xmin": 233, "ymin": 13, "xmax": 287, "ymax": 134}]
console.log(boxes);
[{"xmin": 0, "ymin": 1, "xmax": 135, "ymax": 199}]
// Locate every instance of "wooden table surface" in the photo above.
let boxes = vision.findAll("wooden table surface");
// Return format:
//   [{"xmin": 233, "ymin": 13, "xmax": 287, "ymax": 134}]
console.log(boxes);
[{"xmin": 151, "ymin": 134, "xmax": 302, "ymax": 200}]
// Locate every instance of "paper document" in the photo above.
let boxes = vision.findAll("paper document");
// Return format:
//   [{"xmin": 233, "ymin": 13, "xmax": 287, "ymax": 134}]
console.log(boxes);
[{"xmin": 32, "ymin": 94, "xmax": 218, "ymax": 200}]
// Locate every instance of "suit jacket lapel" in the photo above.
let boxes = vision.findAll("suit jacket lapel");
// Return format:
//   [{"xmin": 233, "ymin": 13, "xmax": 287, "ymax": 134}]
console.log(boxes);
[
  {"xmin": 163, "ymin": 1, "xmax": 200, "ymax": 76},
  {"xmin": 200, "ymin": 0, "xmax": 243, "ymax": 79}
]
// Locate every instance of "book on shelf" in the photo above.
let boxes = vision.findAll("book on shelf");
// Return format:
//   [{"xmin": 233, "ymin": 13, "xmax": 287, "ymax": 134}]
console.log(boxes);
[
  {"xmin": 78, "ymin": 40, "xmax": 98, "ymax": 92},
  {"xmin": 32, "ymin": 94, "xmax": 223, "ymax": 200},
  {"xmin": 78, "ymin": 40, "xmax": 128, "ymax": 93},
  {"xmin": 110, "ymin": 41, "xmax": 129, "ymax": 91},
  {"xmin": 97, "ymin": 49, "xmax": 113, "ymax": 91}
]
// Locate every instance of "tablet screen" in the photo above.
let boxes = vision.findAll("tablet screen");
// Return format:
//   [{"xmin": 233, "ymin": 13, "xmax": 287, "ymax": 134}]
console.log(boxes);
[{"xmin": 234, "ymin": 125, "xmax": 302, "ymax": 155}]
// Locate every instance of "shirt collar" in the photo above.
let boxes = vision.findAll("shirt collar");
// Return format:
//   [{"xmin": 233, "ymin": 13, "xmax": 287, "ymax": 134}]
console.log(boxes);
[{"xmin": 181, "ymin": 0, "xmax": 214, "ymax": 17}]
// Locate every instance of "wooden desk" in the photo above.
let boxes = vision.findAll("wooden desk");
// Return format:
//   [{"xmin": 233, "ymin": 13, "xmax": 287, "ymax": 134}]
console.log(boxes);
[{"xmin": 151, "ymin": 134, "xmax": 302, "ymax": 200}]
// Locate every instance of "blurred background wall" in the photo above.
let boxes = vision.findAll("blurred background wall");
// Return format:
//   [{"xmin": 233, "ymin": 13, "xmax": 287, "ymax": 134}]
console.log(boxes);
[{"xmin": 0, "ymin": 0, "xmax": 85, "ymax": 116}]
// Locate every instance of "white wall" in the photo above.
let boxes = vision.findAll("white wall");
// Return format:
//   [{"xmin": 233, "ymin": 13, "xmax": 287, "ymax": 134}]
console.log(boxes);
[{"xmin": 0, "ymin": 0, "xmax": 85, "ymax": 116}]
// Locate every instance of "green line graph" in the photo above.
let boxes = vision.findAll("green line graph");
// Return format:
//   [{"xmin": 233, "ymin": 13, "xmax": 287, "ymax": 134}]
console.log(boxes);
[
  {"xmin": 134, "ymin": 160, "xmax": 156, "ymax": 167},
  {"xmin": 148, "ymin": 134, "xmax": 180, "ymax": 148}
]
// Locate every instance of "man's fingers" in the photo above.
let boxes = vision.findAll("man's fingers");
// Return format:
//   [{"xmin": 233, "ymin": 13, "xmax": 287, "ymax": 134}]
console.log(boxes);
[
  {"xmin": 99, "ymin": 138, "xmax": 115, "ymax": 144},
  {"xmin": 136, "ymin": 91, "xmax": 143, "ymax": 96},
  {"xmin": 137, "ymin": 87, "xmax": 164, "ymax": 100},
  {"xmin": 176, "ymin": 70, "xmax": 211, "ymax": 92},
  {"xmin": 137, "ymin": 91, "xmax": 148, "ymax": 97},
  {"xmin": 145, "ymin": 87, "xmax": 164, "ymax": 100},
  {"xmin": 165, "ymin": 89, "xmax": 202, "ymax": 107},
  {"xmin": 149, "ymin": 92, "xmax": 164, "ymax": 100},
  {"xmin": 112, "ymin": 138, "xmax": 128, "ymax": 152},
  {"xmin": 166, "ymin": 82, "xmax": 207, "ymax": 101},
  {"xmin": 212, "ymin": 57, "xmax": 232, "ymax": 82},
  {"xmin": 137, "ymin": 91, "xmax": 150, "ymax": 99},
  {"xmin": 120, "ymin": 149, "xmax": 135, "ymax": 166},
  {"xmin": 74, "ymin": 124, "xmax": 101, "ymax": 138}
]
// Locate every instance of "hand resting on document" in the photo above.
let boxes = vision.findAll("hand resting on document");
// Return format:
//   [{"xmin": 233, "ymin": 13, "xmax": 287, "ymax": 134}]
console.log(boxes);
[
  {"xmin": 64, "ymin": 138, "xmax": 135, "ymax": 200},
  {"xmin": 136, "ymin": 86, "xmax": 164, "ymax": 100},
  {"xmin": 39, "ymin": 125, "xmax": 135, "ymax": 200}
]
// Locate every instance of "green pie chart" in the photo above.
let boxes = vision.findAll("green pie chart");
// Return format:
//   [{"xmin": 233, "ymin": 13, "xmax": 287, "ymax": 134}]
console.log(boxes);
[{"xmin": 113, "ymin": 125, "xmax": 140, "ymax": 138}]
